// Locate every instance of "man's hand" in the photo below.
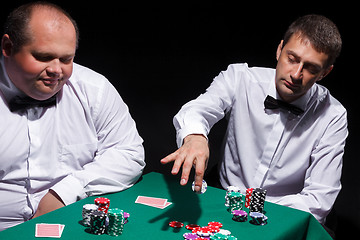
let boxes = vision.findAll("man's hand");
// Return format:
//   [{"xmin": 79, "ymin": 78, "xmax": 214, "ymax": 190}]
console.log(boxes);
[
  {"xmin": 161, "ymin": 134, "xmax": 209, "ymax": 192},
  {"xmin": 32, "ymin": 189, "xmax": 65, "ymax": 218}
]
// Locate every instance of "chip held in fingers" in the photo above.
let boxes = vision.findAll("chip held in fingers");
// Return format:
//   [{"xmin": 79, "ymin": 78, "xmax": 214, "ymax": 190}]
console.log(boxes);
[{"xmin": 192, "ymin": 179, "xmax": 207, "ymax": 194}]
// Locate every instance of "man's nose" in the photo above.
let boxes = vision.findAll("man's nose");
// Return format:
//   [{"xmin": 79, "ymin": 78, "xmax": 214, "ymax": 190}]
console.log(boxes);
[
  {"xmin": 46, "ymin": 59, "xmax": 62, "ymax": 77},
  {"xmin": 291, "ymin": 63, "xmax": 303, "ymax": 81}
]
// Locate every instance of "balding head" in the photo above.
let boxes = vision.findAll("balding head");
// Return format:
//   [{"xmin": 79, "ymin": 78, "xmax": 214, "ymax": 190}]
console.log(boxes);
[{"xmin": 3, "ymin": 2, "xmax": 79, "ymax": 53}]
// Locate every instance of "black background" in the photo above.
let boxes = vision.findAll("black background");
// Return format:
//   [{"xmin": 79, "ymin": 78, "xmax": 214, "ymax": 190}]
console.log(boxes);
[{"xmin": 1, "ymin": 1, "xmax": 358, "ymax": 238}]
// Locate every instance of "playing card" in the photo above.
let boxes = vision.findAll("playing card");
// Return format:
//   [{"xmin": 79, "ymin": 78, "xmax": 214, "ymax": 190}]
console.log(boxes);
[
  {"xmin": 135, "ymin": 196, "xmax": 172, "ymax": 209},
  {"xmin": 151, "ymin": 201, "xmax": 172, "ymax": 209},
  {"xmin": 135, "ymin": 196, "xmax": 168, "ymax": 206},
  {"xmin": 35, "ymin": 223, "xmax": 65, "ymax": 238}
]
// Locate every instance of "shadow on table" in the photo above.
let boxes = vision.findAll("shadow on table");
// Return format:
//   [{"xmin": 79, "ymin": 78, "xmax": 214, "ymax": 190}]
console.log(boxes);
[{"xmin": 148, "ymin": 174, "xmax": 201, "ymax": 232}]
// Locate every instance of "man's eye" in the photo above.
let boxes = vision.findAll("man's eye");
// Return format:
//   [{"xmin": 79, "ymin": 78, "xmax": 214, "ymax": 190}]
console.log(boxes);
[
  {"xmin": 307, "ymin": 67, "xmax": 320, "ymax": 75},
  {"xmin": 33, "ymin": 54, "xmax": 53, "ymax": 62},
  {"xmin": 60, "ymin": 57, "xmax": 73, "ymax": 64},
  {"xmin": 288, "ymin": 56, "xmax": 296, "ymax": 63}
]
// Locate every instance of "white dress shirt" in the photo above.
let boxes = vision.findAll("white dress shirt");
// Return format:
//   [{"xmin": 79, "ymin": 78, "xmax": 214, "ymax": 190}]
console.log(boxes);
[
  {"xmin": 0, "ymin": 58, "xmax": 145, "ymax": 231},
  {"xmin": 174, "ymin": 63, "xmax": 348, "ymax": 223}
]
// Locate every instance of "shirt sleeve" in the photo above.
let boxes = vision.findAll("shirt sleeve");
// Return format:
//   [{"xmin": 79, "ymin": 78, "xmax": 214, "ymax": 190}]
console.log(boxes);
[
  {"xmin": 173, "ymin": 64, "xmax": 241, "ymax": 147},
  {"xmin": 271, "ymin": 108, "xmax": 348, "ymax": 223},
  {"xmin": 51, "ymin": 79, "xmax": 145, "ymax": 205}
]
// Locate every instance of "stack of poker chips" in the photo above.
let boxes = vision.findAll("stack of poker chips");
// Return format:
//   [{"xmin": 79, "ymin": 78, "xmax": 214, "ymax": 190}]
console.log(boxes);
[
  {"xmin": 225, "ymin": 186, "xmax": 241, "ymax": 207},
  {"xmin": 123, "ymin": 212, "xmax": 130, "ymax": 224},
  {"xmin": 89, "ymin": 210, "xmax": 107, "ymax": 235},
  {"xmin": 107, "ymin": 208, "xmax": 125, "ymax": 236},
  {"xmin": 94, "ymin": 197, "xmax": 110, "ymax": 213},
  {"xmin": 226, "ymin": 192, "xmax": 243, "ymax": 213},
  {"xmin": 81, "ymin": 197, "xmax": 130, "ymax": 236},
  {"xmin": 245, "ymin": 188, "xmax": 253, "ymax": 208},
  {"xmin": 249, "ymin": 188, "xmax": 266, "ymax": 213},
  {"xmin": 82, "ymin": 204, "xmax": 99, "ymax": 226},
  {"xmin": 231, "ymin": 209, "xmax": 248, "ymax": 222},
  {"xmin": 249, "ymin": 212, "xmax": 268, "ymax": 225}
]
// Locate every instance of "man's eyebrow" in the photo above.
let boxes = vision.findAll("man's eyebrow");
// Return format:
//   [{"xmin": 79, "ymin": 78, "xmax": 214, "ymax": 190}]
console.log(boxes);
[
  {"xmin": 31, "ymin": 51, "xmax": 75, "ymax": 59},
  {"xmin": 286, "ymin": 50, "xmax": 323, "ymax": 69}
]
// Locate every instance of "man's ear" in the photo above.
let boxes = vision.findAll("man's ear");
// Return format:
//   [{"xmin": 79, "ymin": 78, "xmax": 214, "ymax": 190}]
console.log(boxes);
[
  {"xmin": 2, "ymin": 34, "xmax": 13, "ymax": 57},
  {"xmin": 318, "ymin": 65, "xmax": 333, "ymax": 82},
  {"xmin": 276, "ymin": 40, "xmax": 283, "ymax": 61}
]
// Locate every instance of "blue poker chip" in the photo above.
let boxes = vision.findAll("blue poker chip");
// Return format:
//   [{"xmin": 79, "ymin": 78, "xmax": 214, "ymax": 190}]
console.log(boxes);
[
  {"xmin": 191, "ymin": 179, "xmax": 207, "ymax": 194},
  {"xmin": 249, "ymin": 212, "xmax": 268, "ymax": 225}
]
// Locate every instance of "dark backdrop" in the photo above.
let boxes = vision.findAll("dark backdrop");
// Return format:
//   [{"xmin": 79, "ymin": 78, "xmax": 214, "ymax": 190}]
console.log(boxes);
[{"xmin": 1, "ymin": 1, "xmax": 358, "ymax": 238}]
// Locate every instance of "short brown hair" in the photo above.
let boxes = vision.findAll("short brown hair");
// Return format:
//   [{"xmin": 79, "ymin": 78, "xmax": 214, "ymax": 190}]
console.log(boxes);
[
  {"xmin": 283, "ymin": 14, "xmax": 342, "ymax": 68},
  {"xmin": 3, "ymin": 1, "xmax": 79, "ymax": 53}
]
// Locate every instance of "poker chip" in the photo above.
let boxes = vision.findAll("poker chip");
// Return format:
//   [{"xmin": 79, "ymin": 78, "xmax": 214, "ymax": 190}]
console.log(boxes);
[
  {"xmin": 245, "ymin": 188, "xmax": 253, "ymax": 208},
  {"xmin": 211, "ymin": 233, "xmax": 228, "ymax": 239},
  {"xmin": 226, "ymin": 191, "xmax": 243, "ymax": 213},
  {"xmin": 197, "ymin": 230, "xmax": 211, "ymax": 237},
  {"xmin": 249, "ymin": 188, "xmax": 266, "ymax": 213},
  {"xmin": 227, "ymin": 236, "xmax": 238, "ymax": 240},
  {"xmin": 225, "ymin": 186, "xmax": 241, "ymax": 207},
  {"xmin": 89, "ymin": 210, "xmax": 107, "ymax": 235},
  {"xmin": 183, "ymin": 232, "xmax": 199, "ymax": 239},
  {"xmin": 232, "ymin": 209, "xmax": 248, "ymax": 222},
  {"xmin": 82, "ymin": 204, "xmax": 98, "ymax": 226},
  {"xmin": 107, "ymin": 208, "xmax": 124, "ymax": 236},
  {"xmin": 191, "ymin": 226, "xmax": 202, "ymax": 233},
  {"xmin": 218, "ymin": 229, "xmax": 231, "ymax": 235},
  {"xmin": 185, "ymin": 221, "xmax": 238, "ymax": 240},
  {"xmin": 123, "ymin": 211, "xmax": 130, "ymax": 224},
  {"xmin": 169, "ymin": 221, "xmax": 184, "ymax": 228},
  {"xmin": 192, "ymin": 179, "xmax": 207, "ymax": 194},
  {"xmin": 186, "ymin": 224, "xmax": 201, "ymax": 230},
  {"xmin": 249, "ymin": 212, "xmax": 268, "ymax": 226},
  {"xmin": 208, "ymin": 221, "xmax": 223, "ymax": 228},
  {"xmin": 94, "ymin": 197, "xmax": 110, "ymax": 214},
  {"xmin": 199, "ymin": 226, "xmax": 212, "ymax": 233}
]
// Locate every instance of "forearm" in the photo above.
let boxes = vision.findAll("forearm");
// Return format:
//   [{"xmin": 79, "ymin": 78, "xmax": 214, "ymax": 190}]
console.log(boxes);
[
  {"xmin": 32, "ymin": 190, "xmax": 65, "ymax": 218},
  {"xmin": 51, "ymin": 144, "xmax": 145, "ymax": 205},
  {"xmin": 269, "ymin": 182, "xmax": 341, "ymax": 223}
]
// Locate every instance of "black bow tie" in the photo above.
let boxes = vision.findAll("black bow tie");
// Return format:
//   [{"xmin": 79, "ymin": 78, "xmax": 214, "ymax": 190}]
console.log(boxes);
[
  {"xmin": 9, "ymin": 94, "xmax": 57, "ymax": 112},
  {"xmin": 264, "ymin": 95, "xmax": 304, "ymax": 115}
]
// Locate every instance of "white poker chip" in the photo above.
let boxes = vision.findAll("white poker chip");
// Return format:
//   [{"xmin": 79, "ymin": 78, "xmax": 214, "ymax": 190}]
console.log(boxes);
[
  {"xmin": 192, "ymin": 179, "xmax": 207, "ymax": 194},
  {"xmin": 218, "ymin": 229, "xmax": 231, "ymax": 235}
]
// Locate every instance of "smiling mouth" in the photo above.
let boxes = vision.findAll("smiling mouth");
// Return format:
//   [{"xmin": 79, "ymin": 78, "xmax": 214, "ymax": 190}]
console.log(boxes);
[{"xmin": 39, "ymin": 78, "xmax": 62, "ymax": 86}]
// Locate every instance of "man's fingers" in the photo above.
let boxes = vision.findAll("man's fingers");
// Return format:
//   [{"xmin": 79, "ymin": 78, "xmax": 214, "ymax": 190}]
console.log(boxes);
[
  {"xmin": 161, "ymin": 149, "xmax": 188, "ymax": 176},
  {"xmin": 193, "ymin": 156, "xmax": 207, "ymax": 192},
  {"xmin": 160, "ymin": 151, "xmax": 178, "ymax": 164},
  {"xmin": 180, "ymin": 154, "xmax": 195, "ymax": 186}
]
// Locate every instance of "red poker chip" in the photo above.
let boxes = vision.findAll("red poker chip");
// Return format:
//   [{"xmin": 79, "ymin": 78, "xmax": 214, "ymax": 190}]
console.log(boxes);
[
  {"xmin": 186, "ymin": 224, "xmax": 201, "ymax": 230},
  {"xmin": 94, "ymin": 197, "xmax": 110, "ymax": 204},
  {"xmin": 169, "ymin": 221, "xmax": 184, "ymax": 228},
  {"xmin": 208, "ymin": 221, "xmax": 223, "ymax": 228},
  {"xmin": 199, "ymin": 226, "xmax": 212, "ymax": 233},
  {"xmin": 191, "ymin": 226, "xmax": 202, "ymax": 233},
  {"xmin": 208, "ymin": 226, "xmax": 220, "ymax": 233}
]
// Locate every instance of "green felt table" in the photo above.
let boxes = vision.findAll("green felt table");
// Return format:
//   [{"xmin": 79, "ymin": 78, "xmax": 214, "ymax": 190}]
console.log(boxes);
[{"xmin": 0, "ymin": 172, "xmax": 331, "ymax": 239}]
